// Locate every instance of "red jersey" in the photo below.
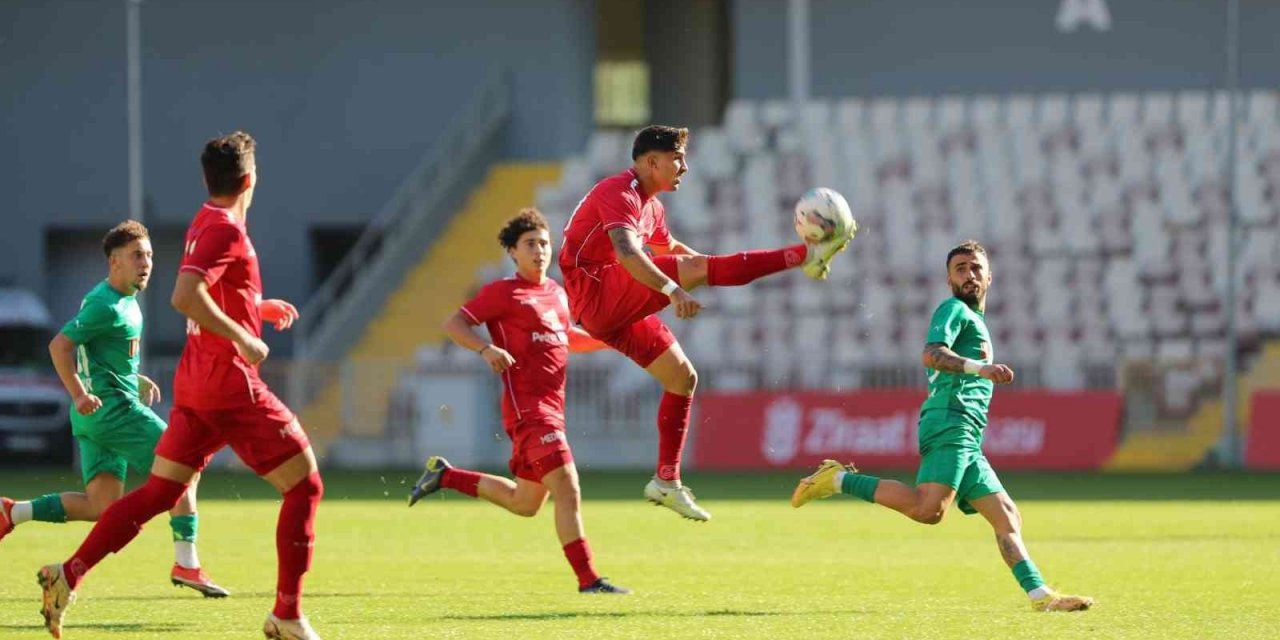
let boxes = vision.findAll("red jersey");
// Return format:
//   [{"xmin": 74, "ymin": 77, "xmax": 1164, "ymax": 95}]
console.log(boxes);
[
  {"xmin": 460, "ymin": 276, "xmax": 571, "ymax": 429},
  {"xmin": 173, "ymin": 203, "xmax": 268, "ymax": 410},
  {"xmin": 558, "ymin": 168, "xmax": 672, "ymax": 274}
]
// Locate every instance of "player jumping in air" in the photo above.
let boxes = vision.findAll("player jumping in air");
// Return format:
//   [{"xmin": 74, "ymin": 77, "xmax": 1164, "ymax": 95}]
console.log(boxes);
[
  {"xmin": 36, "ymin": 132, "xmax": 324, "ymax": 640},
  {"xmin": 1, "ymin": 221, "xmax": 228, "ymax": 598},
  {"xmin": 409, "ymin": 208, "xmax": 629, "ymax": 594},
  {"xmin": 791, "ymin": 240, "xmax": 1094, "ymax": 612},
  {"xmin": 559, "ymin": 125, "xmax": 857, "ymax": 521}
]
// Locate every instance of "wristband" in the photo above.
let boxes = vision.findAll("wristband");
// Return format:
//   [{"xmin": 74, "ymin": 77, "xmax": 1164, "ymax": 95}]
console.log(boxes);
[
  {"xmin": 660, "ymin": 280, "xmax": 678, "ymax": 296},
  {"xmin": 962, "ymin": 359, "xmax": 983, "ymax": 375},
  {"xmin": 479, "ymin": 344, "xmax": 493, "ymax": 356}
]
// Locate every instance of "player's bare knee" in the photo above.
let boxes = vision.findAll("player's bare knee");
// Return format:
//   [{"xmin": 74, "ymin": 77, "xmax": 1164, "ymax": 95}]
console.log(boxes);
[
  {"xmin": 677, "ymin": 365, "xmax": 698, "ymax": 395},
  {"xmin": 683, "ymin": 255, "xmax": 709, "ymax": 286},
  {"xmin": 511, "ymin": 501, "xmax": 542, "ymax": 517},
  {"xmin": 912, "ymin": 508, "xmax": 945, "ymax": 525}
]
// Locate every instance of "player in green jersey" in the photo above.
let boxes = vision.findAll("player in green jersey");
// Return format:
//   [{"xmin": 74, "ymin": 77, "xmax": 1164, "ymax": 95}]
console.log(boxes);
[
  {"xmin": 0, "ymin": 220, "xmax": 228, "ymax": 597},
  {"xmin": 791, "ymin": 240, "xmax": 1093, "ymax": 612}
]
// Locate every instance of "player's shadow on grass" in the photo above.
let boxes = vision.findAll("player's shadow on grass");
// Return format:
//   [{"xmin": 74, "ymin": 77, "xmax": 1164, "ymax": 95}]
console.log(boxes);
[
  {"xmin": 0, "ymin": 622, "xmax": 186, "ymax": 633},
  {"xmin": 443, "ymin": 609, "xmax": 820, "ymax": 622},
  {"xmin": 0, "ymin": 592, "xmax": 367, "ymax": 604}
]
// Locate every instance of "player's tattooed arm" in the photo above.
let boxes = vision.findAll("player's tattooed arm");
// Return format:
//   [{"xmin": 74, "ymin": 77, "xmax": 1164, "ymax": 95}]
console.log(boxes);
[
  {"xmin": 609, "ymin": 227, "xmax": 675, "ymax": 292},
  {"xmin": 921, "ymin": 342, "xmax": 969, "ymax": 373},
  {"xmin": 922, "ymin": 342, "xmax": 1016, "ymax": 383},
  {"xmin": 609, "ymin": 227, "xmax": 702, "ymax": 318}
]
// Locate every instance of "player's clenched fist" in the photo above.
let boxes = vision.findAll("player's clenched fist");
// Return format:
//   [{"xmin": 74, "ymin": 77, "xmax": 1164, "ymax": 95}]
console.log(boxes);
[
  {"xmin": 480, "ymin": 344, "xmax": 516, "ymax": 373},
  {"xmin": 235, "ymin": 335, "xmax": 270, "ymax": 365},
  {"xmin": 670, "ymin": 288, "xmax": 702, "ymax": 319},
  {"xmin": 259, "ymin": 298, "xmax": 299, "ymax": 331},
  {"xmin": 73, "ymin": 392, "xmax": 103, "ymax": 416},
  {"xmin": 979, "ymin": 363, "xmax": 1015, "ymax": 385}
]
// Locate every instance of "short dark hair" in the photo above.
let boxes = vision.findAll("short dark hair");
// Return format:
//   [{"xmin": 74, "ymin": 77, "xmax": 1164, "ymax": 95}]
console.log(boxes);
[
  {"xmin": 103, "ymin": 220, "xmax": 150, "ymax": 257},
  {"xmin": 946, "ymin": 240, "xmax": 988, "ymax": 269},
  {"xmin": 201, "ymin": 131, "xmax": 256, "ymax": 196},
  {"xmin": 631, "ymin": 125, "xmax": 689, "ymax": 160},
  {"xmin": 498, "ymin": 208, "xmax": 549, "ymax": 249}
]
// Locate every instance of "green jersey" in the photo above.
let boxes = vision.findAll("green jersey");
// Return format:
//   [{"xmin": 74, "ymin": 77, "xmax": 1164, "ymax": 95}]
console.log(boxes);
[
  {"xmin": 919, "ymin": 297, "xmax": 994, "ymax": 445},
  {"xmin": 60, "ymin": 280, "xmax": 143, "ymax": 427}
]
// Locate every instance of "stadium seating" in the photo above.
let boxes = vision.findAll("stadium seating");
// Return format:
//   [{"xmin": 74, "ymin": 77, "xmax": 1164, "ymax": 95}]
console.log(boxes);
[{"xmin": 516, "ymin": 91, "xmax": 1280, "ymax": 408}]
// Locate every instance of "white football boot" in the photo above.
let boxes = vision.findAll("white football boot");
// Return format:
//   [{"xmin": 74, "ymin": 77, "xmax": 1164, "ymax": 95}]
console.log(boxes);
[
  {"xmin": 644, "ymin": 478, "xmax": 711, "ymax": 521},
  {"xmin": 263, "ymin": 613, "xmax": 322, "ymax": 640}
]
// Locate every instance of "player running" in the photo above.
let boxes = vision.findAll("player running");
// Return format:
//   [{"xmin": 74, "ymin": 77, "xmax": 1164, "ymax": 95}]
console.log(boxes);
[
  {"xmin": 409, "ymin": 208, "xmax": 629, "ymax": 595},
  {"xmin": 0, "ymin": 220, "xmax": 227, "ymax": 598},
  {"xmin": 560, "ymin": 125, "xmax": 857, "ymax": 521},
  {"xmin": 35, "ymin": 132, "xmax": 324, "ymax": 640},
  {"xmin": 791, "ymin": 240, "xmax": 1094, "ymax": 612}
]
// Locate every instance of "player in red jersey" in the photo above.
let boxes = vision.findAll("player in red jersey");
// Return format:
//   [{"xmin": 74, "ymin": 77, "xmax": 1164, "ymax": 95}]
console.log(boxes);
[
  {"xmin": 36, "ymin": 132, "xmax": 324, "ymax": 640},
  {"xmin": 408, "ymin": 208, "xmax": 629, "ymax": 594},
  {"xmin": 560, "ymin": 125, "xmax": 858, "ymax": 521}
]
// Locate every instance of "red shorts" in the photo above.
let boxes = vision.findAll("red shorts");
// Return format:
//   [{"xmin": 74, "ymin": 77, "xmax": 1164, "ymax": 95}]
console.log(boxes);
[
  {"xmin": 157, "ymin": 389, "xmax": 310, "ymax": 476},
  {"xmin": 507, "ymin": 417, "xmax": 574, "ymax": 483},
  {"xmin": 565, "ymin": 255, "xmax": 680, "ymax": 368}
]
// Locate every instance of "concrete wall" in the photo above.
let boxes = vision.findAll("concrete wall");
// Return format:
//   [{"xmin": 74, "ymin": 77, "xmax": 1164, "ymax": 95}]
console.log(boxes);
[
  {"xmin": 2, "ymin": 0, "xmax": 594, "ymax": 354},
  {"xmin": 732, "ymin": 0, "xmax": 1280, "ymax": 98}
]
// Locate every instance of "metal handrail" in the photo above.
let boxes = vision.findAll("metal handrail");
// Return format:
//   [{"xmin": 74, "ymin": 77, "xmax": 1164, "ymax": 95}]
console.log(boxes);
[{"xmin": 295, "ymin": 71, "xmax": 512, "ymax": 361}]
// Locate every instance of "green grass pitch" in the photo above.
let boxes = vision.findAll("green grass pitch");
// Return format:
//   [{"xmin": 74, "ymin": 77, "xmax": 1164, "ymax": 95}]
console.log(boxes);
[{"xmin": 1, "ymin": 469, "xmax": 1277, "ymax": 639}]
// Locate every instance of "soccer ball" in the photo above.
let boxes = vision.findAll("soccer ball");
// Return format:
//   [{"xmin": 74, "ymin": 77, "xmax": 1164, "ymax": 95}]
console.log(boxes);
[{"xmin": 793, "ymin": 188, "xmax": 853, "ymax": 243}]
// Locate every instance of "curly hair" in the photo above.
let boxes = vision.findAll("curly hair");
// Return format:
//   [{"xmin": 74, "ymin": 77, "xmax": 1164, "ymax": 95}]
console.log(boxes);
[
  {"xmin": 498, "ymin": 208, "xmax": 550, "ymax": 249},
  {"xmin": 102, "ymin": 220, "xmax": 150, "ymax": 257}
]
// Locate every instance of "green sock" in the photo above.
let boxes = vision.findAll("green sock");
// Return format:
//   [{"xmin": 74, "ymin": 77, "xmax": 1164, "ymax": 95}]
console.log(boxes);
[
  {"xmin": 839, "ymin": 473, "xmax": 880, "ymax": 503},
  {"xmin": 169, "ymin": 514, "xmax": 198, "ymax": 543},
  {"xmin": 31, "ymin": 494, "xmax": 67, "ymax": 523},
  {"xmin": 1013, "ymin": 559, "xmax": 1046, "ymax": 593}
]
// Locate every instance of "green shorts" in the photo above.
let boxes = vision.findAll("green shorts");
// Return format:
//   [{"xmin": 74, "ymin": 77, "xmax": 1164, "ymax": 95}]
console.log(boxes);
[
  {"xmin": 71, "ymin": 403, "xmax": 166, "ymax": 485},
  {"xmin": 916, "ymin": 442, "xmax": 1005, "ymax": 515}
]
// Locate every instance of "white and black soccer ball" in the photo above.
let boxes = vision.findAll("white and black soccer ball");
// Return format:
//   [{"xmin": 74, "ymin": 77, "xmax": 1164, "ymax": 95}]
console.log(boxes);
[{"xmin": 793, "ymin": 187, "xmax": 853, "ymax": 243}]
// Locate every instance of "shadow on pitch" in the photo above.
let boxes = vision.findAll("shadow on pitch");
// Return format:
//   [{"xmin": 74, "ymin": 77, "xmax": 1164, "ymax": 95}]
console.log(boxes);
[
  {"xmin": 0, "ymin": 591, "xmax": 368, "ymax": 604},
  {"xmin": 0, "ymin": 622, "xmax": 186, "ymax": 633},
  {"xmin": 442, "ymin": 609, "xmax": 836, "ymax": 622}
]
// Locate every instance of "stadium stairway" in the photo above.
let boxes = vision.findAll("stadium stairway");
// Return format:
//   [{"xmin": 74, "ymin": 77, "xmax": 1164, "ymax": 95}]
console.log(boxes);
[
  {"xmin": 299, "ymin": 163, "xmax": 562, "ymax": 456},
  {"xmin": 1105, "ymin": 341, "xmax": 1280, "ymax": 471}
]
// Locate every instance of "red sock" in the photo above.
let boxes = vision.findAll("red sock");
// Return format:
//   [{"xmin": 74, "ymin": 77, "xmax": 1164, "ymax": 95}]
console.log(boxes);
[
  {"xmin": 657, "ymin": 392, "xmax": 694, "ymax": 482},
  {"xmin": 562, "ymin": 538, "xmax": 600, "ymax": 588},
  {"xmin": 706, "ymin": 244, "xmax": 807, "ymax": 286},
  {"xmin": 64, "ymin": 475, "xmax": 187, "ymax": 589},
  {"xmin": 441, "ymin": 468, "xmax": 482, "ymax": 497},
  {"xmin": 274, "ymin": 472, "xmax": 323, "ymax": 620}
]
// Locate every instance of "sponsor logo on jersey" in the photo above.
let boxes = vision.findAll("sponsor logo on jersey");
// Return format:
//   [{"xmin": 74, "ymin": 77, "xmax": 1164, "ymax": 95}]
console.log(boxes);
[{"xmin": 531, "ymin": 331, "xmax": 568, "ymax": 345}]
